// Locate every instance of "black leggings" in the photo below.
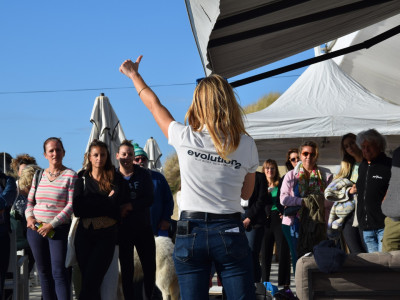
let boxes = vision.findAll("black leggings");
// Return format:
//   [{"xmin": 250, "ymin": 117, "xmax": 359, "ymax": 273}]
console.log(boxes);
[
  {"xmin": 261, "ymin": 211, "xmax": 291, "ymax": 286},
  {"xmin": 75, "ymin": 224, "xmax": 117, "ymax": 300},
  {"xmin": 119, "ymin": 224, "xmax": 156, "ymax": 300},
  {"xmin": 0, "ymin": 234, "xmax": 10, "ymax": 296},
  {"xmin": 342, "ymin": 211, "xmax": 367, "ymax": 254}
]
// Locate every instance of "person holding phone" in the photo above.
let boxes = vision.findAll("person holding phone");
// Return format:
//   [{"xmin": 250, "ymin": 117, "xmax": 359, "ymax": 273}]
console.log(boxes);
[{"xmin": 120, "ymin": 56, "xmax": 259, "ymax": 300}]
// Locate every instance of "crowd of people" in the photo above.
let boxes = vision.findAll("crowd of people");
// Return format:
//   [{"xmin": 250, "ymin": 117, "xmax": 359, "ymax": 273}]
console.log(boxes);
[
  {"xmin": 0, "ymin": 137, "xmax": 173, "ymax": 300},
  {"xmin": 1, "ymin": 56, "xmax": 400, "ymax": 300},
  {"xmin": 241, "ymin": 128, "xmax": 398, "ymax": 298}
]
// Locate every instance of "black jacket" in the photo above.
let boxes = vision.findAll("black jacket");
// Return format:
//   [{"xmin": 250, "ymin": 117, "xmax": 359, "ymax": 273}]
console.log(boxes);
[
  {"xmin": 244, "ymin": 172, "xmax": 268, "ymax": 227},
  {"xmin": 73, "ymin": 170, "xmax": 130, "ymax": 221},
  {"xmin": 117, "ymin": 164, "xmax": 154, "ymax": 227},
  {"xmin": 356, "ymin": 152, "xmax": 392, "ymax": 230}
]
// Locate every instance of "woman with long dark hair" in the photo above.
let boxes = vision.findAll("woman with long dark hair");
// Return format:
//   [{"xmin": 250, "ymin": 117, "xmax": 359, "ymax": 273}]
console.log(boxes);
[
  {"xmin": 334, "ymin": 133, "xmax": 366, "ymax": 253},
  {"xmin": 285, "ymin": 148, "xmax": 299, "ymax": 172},
  {"xmin": 73, "ymin": 140, "xmax": 129, "ymax": 300}
]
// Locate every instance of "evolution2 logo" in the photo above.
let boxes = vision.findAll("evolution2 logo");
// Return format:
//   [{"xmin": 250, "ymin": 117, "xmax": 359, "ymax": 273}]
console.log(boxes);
[
  {"xmin": 187, "ymin": 150, "xmax": 242, "ymax": 169},
  {"xmin": 372, "ymin": 175, "xmax": 383, "ymax": 179}
]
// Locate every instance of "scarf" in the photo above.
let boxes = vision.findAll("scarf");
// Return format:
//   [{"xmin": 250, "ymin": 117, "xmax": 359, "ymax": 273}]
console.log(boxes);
[{"xmin": 297, "ymin": 162, "xmax": 325, "ymax": 197}]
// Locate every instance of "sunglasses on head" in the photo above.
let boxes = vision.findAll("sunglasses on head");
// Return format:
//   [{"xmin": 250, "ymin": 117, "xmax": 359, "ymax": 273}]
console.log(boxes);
[{"xmin": 302, "ymin": 152, "xmax": 316, "ymax": 158}]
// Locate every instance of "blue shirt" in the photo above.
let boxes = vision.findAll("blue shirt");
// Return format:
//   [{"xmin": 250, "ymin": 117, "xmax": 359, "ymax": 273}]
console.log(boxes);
[{"xmin": 149, "ymin": 170, "xmax": 174, "ymax": 235}]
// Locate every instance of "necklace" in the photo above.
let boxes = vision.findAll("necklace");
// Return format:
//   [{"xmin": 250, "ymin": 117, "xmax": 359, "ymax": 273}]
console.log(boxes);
[{"xmin": 48, "ymin": 170, "xmax": 61, "ymax": 177}]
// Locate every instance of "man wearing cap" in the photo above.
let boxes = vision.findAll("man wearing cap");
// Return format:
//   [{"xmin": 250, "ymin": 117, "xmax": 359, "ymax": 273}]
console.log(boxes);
[{"xmin": 133, "ymin": 143, "xmax": 174, "ymax": 237}]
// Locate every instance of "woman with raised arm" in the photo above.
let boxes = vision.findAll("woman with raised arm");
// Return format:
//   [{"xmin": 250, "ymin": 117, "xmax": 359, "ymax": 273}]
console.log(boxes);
[
  {"xmin": 25, "ymin": 137, "xmax": 77, "ymax": 300},
  {"xmin": 120, "ymin": 56, "xmax": 259, "ymax": 300}
]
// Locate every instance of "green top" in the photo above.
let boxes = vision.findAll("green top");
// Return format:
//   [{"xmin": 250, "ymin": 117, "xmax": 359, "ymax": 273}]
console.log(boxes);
[{"xmin": 270, "ymin": 186, "xmax": 279, "ymax": 211}]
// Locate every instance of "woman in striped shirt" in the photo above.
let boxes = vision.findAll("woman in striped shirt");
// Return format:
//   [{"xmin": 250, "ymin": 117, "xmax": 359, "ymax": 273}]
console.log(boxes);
[{"xmin": 25, "ymin": 137, "xmax": 77, "ymax": 300}]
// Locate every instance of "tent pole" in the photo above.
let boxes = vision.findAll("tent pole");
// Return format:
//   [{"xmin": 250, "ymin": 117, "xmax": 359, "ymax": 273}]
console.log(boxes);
[{"xmin": 230, "ymin": 25, "xmax": 400, "ymax": 88}]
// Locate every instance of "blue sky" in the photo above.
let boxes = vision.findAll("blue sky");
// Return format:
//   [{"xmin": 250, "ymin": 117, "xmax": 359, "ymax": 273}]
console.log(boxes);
[{"xmin": 0, "ymin": 1, "xmax": 313, "ymax": 172}]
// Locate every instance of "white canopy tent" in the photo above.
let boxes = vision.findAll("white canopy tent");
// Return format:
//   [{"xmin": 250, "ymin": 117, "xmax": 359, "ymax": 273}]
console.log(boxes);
[
  {"xmin": 332, "ymin": 14, "xmax": 400, "ymax": 105},
  {"xmin": 185, "ymin": 0, "xmax": 400, "ymax": 78},
  {"xmin": 244, "ymin": 59, "xmax": 400, "ymax": 165}
]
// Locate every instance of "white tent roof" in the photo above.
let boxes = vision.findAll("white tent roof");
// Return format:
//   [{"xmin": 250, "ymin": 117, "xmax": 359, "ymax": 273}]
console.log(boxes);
[
  {"xmin": 244, "ymin": 60, "xmax": 400, "ymax": 164},
  {"xmin": 332, "ymin": 14, "xmax": 400, "ymax": 105},
  {"xmin": 185, "ymin": 0, "xmax": 400, "ymax": 78}
]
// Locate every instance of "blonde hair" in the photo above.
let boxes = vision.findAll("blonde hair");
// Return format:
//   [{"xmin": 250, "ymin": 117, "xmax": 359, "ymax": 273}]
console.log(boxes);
[
  {"xmin": 335, "ymin": 161, "xmax": 352, "ymax": 180},
  {"xmin": 19, "ymin": 165, "xmax": 41, "ymax": 192},
  {"xmin": 185, "ymin": 74, "xmax": 247, "ymax": 160}
]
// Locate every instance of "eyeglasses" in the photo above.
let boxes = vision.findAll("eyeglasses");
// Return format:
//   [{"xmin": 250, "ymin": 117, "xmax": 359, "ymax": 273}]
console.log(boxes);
[
  {"xmin": 134, "ymin": 156, "xmax": 147, "ymax": 162},
  {"xmin": 301, "ymin": 152, "xmax": 316, "ymax": 158},
  {"xmin": 290, "ymin": 157, "xmax": 299, "ymax": 162},
  {"xmin": 265, "ymin": 167, "xmax": 275, "ymax": 171}
]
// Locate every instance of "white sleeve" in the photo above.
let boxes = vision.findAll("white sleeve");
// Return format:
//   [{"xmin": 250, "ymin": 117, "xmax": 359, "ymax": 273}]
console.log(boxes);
[
  {"xmin": 168, "ymin": 121, "xmax": 185, "ymax": 148},
  {"xmin": 248, "ymin": 138, "xmax": 259, "ymax": 173}
]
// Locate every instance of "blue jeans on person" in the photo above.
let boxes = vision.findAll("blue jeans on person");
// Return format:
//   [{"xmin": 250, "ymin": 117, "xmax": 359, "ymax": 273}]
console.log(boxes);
[
  {"xmin": 363, "ymin": 228, "xmax": 384, "ymax": 253},
  {"xmin": 245, "ymin": 225, "xmax": 265, "ymax": 282},
  {"xmin": 173, "ymin": 218, "xmax": 255, "ymax": 300},
  {"xmin": 27, "ymin": 224, "xmax": 71, "ymax": 300},
  {"xmin": 282, "ymin": 216, "xmax": 299, "ymax": 274}
]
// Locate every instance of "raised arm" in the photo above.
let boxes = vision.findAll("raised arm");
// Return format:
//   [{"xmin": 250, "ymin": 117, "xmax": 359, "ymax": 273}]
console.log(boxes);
[{"xmin": 119, "ymin": 55, "xmax": 174, "ymax": 138}]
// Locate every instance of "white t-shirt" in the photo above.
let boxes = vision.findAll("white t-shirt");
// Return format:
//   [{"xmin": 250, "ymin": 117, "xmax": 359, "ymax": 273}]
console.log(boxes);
[{"xmin": 168, "ymin": 121, "xmax": 259, "ymax": 215}]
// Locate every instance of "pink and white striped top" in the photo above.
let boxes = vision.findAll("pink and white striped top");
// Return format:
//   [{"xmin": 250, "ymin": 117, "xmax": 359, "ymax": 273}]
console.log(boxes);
[{"xmin": 25, "ymin": 168, "xmax": 78, "ymax": 228}]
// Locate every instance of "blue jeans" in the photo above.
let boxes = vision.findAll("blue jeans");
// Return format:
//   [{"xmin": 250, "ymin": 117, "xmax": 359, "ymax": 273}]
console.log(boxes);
[
  {"xmin": 282, "ymin": 217, "xmax": 299, "ymax": 274},
  {"xmin": 173, "ymin": 218, "xmax": 255, "ymax": 300},
  {"xmin": 27, "ymin": 224, "xmax": 71, "ymax": 300},
  {"xmin": 245, "ymin": 225, "xmax": 264, "ymax": 282},
  {"xmin": 363, "ymin": 228, "xmax": 384, "ymax": 253}
]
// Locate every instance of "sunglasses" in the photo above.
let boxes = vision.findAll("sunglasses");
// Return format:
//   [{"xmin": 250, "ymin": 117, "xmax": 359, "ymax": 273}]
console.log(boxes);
[
  {"xmin": 290, "ymin": 157, "xmax": 299, "ymax": 162},
  {"xmin": 265, "ymin": 167, "xmax": 275, "ymax": 171},
  {"xmin": 302, "ymin": 152, "xmax": 316, "ymax": 158},
  {"xmin": 134, "ymin": 156, "xmax": 147, "ymax": 162}
]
